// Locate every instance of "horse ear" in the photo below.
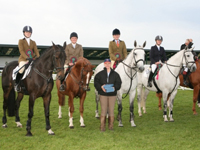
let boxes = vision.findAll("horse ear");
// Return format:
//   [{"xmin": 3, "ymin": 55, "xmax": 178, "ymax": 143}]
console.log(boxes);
[
  {"xmin": 63, "ymin": 41, "xmax": 67, "ymax": 50},
  {"xmin": 134, "ymin": 41, "xmax": 137, "ymax": 47},
  {"xmin": 52, "ymin": 41, "xmax": 57, "ymax": 50},
  {"xmin": 143, "ymin": 41, "xmax": 146, "ymax": 48}
]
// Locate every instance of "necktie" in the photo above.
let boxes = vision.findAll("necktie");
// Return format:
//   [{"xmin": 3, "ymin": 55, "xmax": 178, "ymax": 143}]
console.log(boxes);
[{"xmin": 117, "ymin": 40, "xmax": 119, "ymax": 47}]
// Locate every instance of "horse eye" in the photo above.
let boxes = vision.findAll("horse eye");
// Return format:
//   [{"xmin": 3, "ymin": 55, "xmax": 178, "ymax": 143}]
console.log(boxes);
[
  {"xmin": 187, "ymin": 55, "xmax": 190, "ymax": 57},
  {"xmin": 134, "ymin": 52, "xmax": 137, "ymax": 55}
]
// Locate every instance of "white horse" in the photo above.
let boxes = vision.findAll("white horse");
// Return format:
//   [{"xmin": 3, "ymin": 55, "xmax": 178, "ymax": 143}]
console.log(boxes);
[
  {"xmin": 137, "ymin": 47, "xmax": 196, "ymax": 122},
  {"xmin": 94, "ymin": 41, "xmax": 146, "ymax": 127}
]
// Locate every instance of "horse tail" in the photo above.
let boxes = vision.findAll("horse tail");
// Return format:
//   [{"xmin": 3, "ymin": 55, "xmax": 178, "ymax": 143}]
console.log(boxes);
[
  {"xmin": 7, "ymin": 88, "xmax": 16, "ymax": 117},
  {"xmin": 58, "ymin": 93, "xmax": 65, "ymax": 106}
]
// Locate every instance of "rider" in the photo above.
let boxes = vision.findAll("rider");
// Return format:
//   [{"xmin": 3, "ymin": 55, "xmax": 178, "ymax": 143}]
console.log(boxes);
[
  {"xmin": 180, "ymin": 39, "xmax": 195, "ymax": 86},
  {"xmin": 109, "ymin": 28, "xmax": 127, "ymax": 69},
  {"xmin": 147, "ymin": 35, "xmax": 167, "ymax": 87},
  {"xmin": 59, "ymin": 32, "xmax": 84, "ymax": 91},
  {"xmin": 15, "ymin": 26, "xmax": 40, "ymax": 92}
]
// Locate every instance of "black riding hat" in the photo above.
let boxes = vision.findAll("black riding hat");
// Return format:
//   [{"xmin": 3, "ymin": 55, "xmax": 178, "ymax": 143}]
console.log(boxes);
[
  {"xmin": 23, "ymin": 26, "xmax": 32, "ymax": 33},
  {"xmin": 112, "ymin": 28, "xmax": 120, "ymax": 35},
  {"xmin": 70, "ymin": 32, "xmax": 78, "ymax": 39},
  {"xmin": 155, "ymin": 35, "xmax": 163, "ymax": 41}
]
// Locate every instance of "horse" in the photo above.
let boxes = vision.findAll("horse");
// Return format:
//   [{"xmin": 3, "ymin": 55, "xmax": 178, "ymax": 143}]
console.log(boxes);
[
  {"xmin": 137, "ymin": 47, "xmax": 197, "ymax": 122},
  {"xmin": 156, "ymin": 59, "xmax": 200, "ymax": 115},
  {"xmin": 2, "ymin": 42, "xmax": 66, "ymax": 136},
  {"xmin": 56, "ymin": 57, "xmax": 95, "ymax": 128},
  {"xmin": 94, "ymin": 41, "xmax": 146, "ymax": 127}
]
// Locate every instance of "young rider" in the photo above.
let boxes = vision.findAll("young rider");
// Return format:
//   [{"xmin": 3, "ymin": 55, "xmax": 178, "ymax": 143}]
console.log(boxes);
[
  {"xmin": 59, "ymin": 32, "xmax": 84, "ymax": 91},
  {"xmin": 147, "ymin": 35, "xmax": 167, "ymax": 87},
  {"xmin": 15, "ymin": 26, "xmax": 40, "ymax": 92},
  {"xmin": 109, "ymin": 28, "xmax": 127, "ymax": 69}
]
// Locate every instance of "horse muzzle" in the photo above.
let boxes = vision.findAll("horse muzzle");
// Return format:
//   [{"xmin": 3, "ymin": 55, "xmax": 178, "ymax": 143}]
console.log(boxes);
[
  {"xmin": 190, "ymin": 64, "xmax": 197, "ymax": 72},
  {"xmin": 138, "ymin": 66, "xmax": 145, "ymax": 72}
]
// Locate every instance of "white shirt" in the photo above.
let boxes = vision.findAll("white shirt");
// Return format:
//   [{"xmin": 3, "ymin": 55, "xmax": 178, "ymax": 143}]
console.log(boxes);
[
  {"xmin": 115, "ymin": 40, "xmax": 120, "ymax": 44},
  {"xmin": 25, "ymin": 37, "xmax": 30, "ymax": 46},
  {"xmin": 156, "ymin": 45, "xmax": 160, "ymax": 51},
  {"xmin": 72, "ymin": 43, "xmax": 76, "ymax": 48},
  {"xmin": 107, "ymin": 71, "xmax": 110, "ymax": 82}
]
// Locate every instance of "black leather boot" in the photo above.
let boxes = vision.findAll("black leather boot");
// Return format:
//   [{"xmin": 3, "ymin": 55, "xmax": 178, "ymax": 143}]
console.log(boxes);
[
  {"xmin": 147, "ymin": 71, "xmax": 154, "ymax": 87},
  {"xmin": 14, "ymin": 73, "xmax": 23, "ymax": 92}
]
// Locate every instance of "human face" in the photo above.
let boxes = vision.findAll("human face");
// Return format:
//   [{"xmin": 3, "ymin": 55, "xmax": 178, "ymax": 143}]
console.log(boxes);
[
  {"xmin": 156, "ymin": 40, "xmax": 162, "ymax": 46},
  {"xmin": 24, "ymin": 32, "xmax": 31, "ymax": 38},
  {"xmin": 71, "ymin": 37, "xmax": 78, "ymax": 44},
  {"xmin": 104, "ymin": 62, "xmax": 111, "ymax": 70},
  {"xmin": 113, "ymin": 35, "xmax": 120, "ymax": 40},
  {"xmin": 185, "ymin": 40, "xmax": 190, "ymax": 46}
]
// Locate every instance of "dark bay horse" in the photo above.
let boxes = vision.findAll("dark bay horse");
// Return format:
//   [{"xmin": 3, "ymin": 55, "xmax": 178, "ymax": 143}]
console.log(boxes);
[
  {"xmin": 2, "ymin": 42, "xmax": 66, "ymax": 136},
  {"xmin": 56, "ymin": 57, "xmax": 95, "ymax": 128},
  {"xmin": 156, "ymin": 59, "xmax": 200, "ymax": 115}
]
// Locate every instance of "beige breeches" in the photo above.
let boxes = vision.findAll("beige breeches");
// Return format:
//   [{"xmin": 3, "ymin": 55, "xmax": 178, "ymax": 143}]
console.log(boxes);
[
  {"xmin": 100, "ymin": 95, "xmax": 116, "ymax": 117},
  {"xmin": 19, "ymin": 61, "xmax": 28, "ymax": 74}
]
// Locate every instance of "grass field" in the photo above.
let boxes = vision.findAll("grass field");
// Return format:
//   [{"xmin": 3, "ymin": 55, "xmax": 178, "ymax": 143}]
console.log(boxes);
[{"xmin": 0, "ymin": 80, "xmax": 200, "ymax": 150}]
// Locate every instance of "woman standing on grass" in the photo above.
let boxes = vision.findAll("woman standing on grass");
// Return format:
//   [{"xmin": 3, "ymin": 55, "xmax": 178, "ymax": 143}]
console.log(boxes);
[{"xmin": 94, "ymin": 58, "xmax": 122, "ymax": 131}]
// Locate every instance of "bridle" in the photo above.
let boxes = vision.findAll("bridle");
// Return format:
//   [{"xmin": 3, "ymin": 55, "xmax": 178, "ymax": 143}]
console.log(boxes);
[
  {"xmin": 121, "ymin": 47, "xmax": 145, "ymax": 99},
  {"xmin": 52, "ymin": 50, "xmax": 64, "ymax": 74},
  {"xmin": 165, "ymin": 50, "xmax": 195, "ymax": 94},
  {"xmin": 70, "ymin": 60, "xmax": 93, "ymax": 91}
]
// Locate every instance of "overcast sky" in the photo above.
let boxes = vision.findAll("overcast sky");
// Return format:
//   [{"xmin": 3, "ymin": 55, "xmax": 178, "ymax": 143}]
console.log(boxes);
[{"xmin": 0, "ymin": 0, "xmax": 200, "ymax": 50}]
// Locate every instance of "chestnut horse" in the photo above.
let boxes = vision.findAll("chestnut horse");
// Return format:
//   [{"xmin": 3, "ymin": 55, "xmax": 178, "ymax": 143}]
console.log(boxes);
[
  {"xmin": 2, "ymin": 42, "xmax": 66, "ymax": 136},
  {"xmin": 156, "ymin": 59, "xmax": 200, "ymax": 115},
  {"xmin": 56, "ymin": 57, "xmax": 95, "ymax": 128}
]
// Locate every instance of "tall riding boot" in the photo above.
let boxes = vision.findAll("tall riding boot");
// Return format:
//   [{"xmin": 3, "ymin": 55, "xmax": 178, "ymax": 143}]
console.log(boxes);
[
  {"xmin": 100, "ymin": 116, "xmax": 106, "ymax": 132},
  {"xmin": 108, "ymin": 116, "xmax": 114, "ymax": 130},
  {"xmin": 183, "ymin": 71, "xmax": 188, "ymax": 86},
  {"xmin": 147, "ymin": 71, "xmax": 154, "ymax": 87},
  {"xmin": 59, "ymin": 71, "xmax": 69, "ymax": 91},
  {"xmin": 14, "ymin": 73, "xmax": 23, "ymax": 92}
]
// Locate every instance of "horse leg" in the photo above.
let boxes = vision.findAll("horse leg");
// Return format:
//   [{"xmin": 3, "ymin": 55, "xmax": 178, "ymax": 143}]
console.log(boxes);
[
  {"xmin": 162, "ymin": 92, "xmax": 169, "ymax": 122},
  {"xmin": 26, "ymin": 95, "xmax": 35, "ymax": 136},
  {"xmin": 68, "ymin": 94, "xmax": 75, "ymax": 129},
  {"xmin": 142, "ymin": 88, "xmax": 150, "ymax": 114},
  {"xmin": 156, "ymin": 92, "xmax": 162, "ymax": 110},
  {"xmin": 15, "ymin": 93, "xmax": 24, "ymax": 127},
  {"xmin": 95, "ymin": 90, "xmax": 100, "ymax": 119},
  {"xmin": 79, "ymin": 92, "xmax": 86, "ymax": 127},
  {"xmin": 168, "ymin": 90, "xmax": 177, "ymax": 122},
  {"xmin": 192, "ymin": 86, "xmax": 199, "ymax": 115},
  {"xmin": 43, "ymin": 94, "xmax": 55, "ymax": 135},
  {"xmin": 197, "ymin": 90, "xmax": 200, "ymax": 107},
  {"xmin": 137, "ymin": 84, "xmax": 142, "ymax": 117},
  {"xmin": 2, "ymin": 86, "xmax": 13, "ymax": 128},
  {"xmin": 57, "ymin": 90, "xmax": 65, "ymax": 119},
  {"xmin": 117, "ymin": 93, "xmax": 123, "ymax": 127},
  {"xmin": 129, "ymin": 90, "xmax": 136, "ymax": 127}
]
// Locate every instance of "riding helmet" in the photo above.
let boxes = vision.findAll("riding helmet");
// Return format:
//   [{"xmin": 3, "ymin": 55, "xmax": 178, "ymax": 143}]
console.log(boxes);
[
  {"xmin": 112, "ymin": 28, "xmax": 120, "ymax": 35},
  {"xmin": 23, "ymin": 26, "xmax": 32, "ymax": 33},
  {"xmin": 155, "ymin": 35, "xmax": 163, "ymax": 41},
  {"xmin": 70, "ymin": 32, "xmax": 78, "ymax": 39}
]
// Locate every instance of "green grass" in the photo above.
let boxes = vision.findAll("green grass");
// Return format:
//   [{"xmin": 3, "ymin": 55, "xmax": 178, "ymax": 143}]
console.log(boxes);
[{"xmin": 0, "ymin": 80, "xmax": 199, "ymax": 150}]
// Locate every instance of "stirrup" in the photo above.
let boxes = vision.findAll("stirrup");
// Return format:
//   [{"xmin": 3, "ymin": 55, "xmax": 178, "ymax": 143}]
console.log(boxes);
[
  {"xmin": 59, "ymin": 84, "xmax": 66, "ymax": 91},
  {"xmin": 147, "ymin": 82, "xmax": 152, "ymax": 87},
  {"xmin": 14, "ymin": 84, "xmax": 21, "ymax": 92}
]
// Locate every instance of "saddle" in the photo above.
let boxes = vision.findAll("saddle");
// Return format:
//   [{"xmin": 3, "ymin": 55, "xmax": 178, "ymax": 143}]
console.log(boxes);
[{"xmin": 152, "ymin": 64, "xmax": 163, "ymax": 93}]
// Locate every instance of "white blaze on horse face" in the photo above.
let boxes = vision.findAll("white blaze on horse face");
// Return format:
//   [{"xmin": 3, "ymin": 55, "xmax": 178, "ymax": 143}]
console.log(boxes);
[{"xmin": 86, "ymin": 72, "xmax": 90, "ymax": 87}]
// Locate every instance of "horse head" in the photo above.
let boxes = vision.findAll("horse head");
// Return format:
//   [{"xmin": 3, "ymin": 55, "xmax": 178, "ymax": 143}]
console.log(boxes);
[
  {"xmin": 132, "ymin": 40, "xmax": 146, "ymax": 72},
  {"xmin": 183, "ymin": 47, "xmax": 197, "ymax": 72},
  {"xmin": 74, "ymin": 57, "xmax": 95, "ymax": 91},
  {"xmin": 52, "ymin": 42, "xmax": 66, "ymax": 80}
]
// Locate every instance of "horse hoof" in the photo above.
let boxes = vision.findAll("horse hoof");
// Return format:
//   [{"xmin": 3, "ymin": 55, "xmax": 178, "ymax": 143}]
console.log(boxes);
[
  {"xmin": 81, "ymin": 125, "xmax": 85, "ymax": 128},
  {"xmin": 193, "ymin": 112, "xmax": 197, "ymax": 115},
  {"xmin": 26, "ymin": 132, "xmax": 33, "ymax": 136},
  {"xmin": 118, "ymin": 124, "xmax": 123, "ymax": 127},
  {"xmin": 159, "ymin": 108, "xmax": 162, "ymax": 111},
  {"xmin": 164, "ymin": 120, "xmax": 168, "ymax": 122},
  {"xmin": 170, "ymin": 119, "xmax": 174, "ymax": 122},
  {"xmin": 197, "ymin": 103, "xmax": 200, "ymax": 107},
  {"xmin": 48, "ymin": 129, "xmax": 55, "ymax": 135},
  {"xmin": 139, "ymin": 114, "xmax": 142, "ymax": 117},
  {"xmin": 58, "ymin": 116, "xmax": 62, "ymax": 119},
  {"xmin": 48, "ymin": 133, "xmax": 55, "ymax": 135},
  {"xmin": 69, "ymin": 126, "xmax": 74, "ymax": 129},
  {"xmin": 2, "ymin": 124, "xmax": 7, "ymax": 128},
  {"xmin": 17, "ymin": 125, "xmax": 23, "ymax": 128}
]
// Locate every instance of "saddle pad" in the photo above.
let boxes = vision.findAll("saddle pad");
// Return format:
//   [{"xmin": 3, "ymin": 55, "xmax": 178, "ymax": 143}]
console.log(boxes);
[
  {"xmin": 12, "ymin": 62, "xmax": 33, "ymax": 80},
  {"xmin": 143, "ymin": 68, "xmax": 150, "ymax": 78}
]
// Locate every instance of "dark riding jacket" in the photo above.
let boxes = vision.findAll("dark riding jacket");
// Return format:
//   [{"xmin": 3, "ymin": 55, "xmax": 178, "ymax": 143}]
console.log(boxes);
[
  {"xmin": 150, "ymin": 45, "xmax": 167, "ymax": 65},
  {"xmin": 180, "ymin": 42, "xmax": 193, "ymax": 50},
  {"xmin": 94, "ymin": 68, "xmax": 122, "ymax": 96}
]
